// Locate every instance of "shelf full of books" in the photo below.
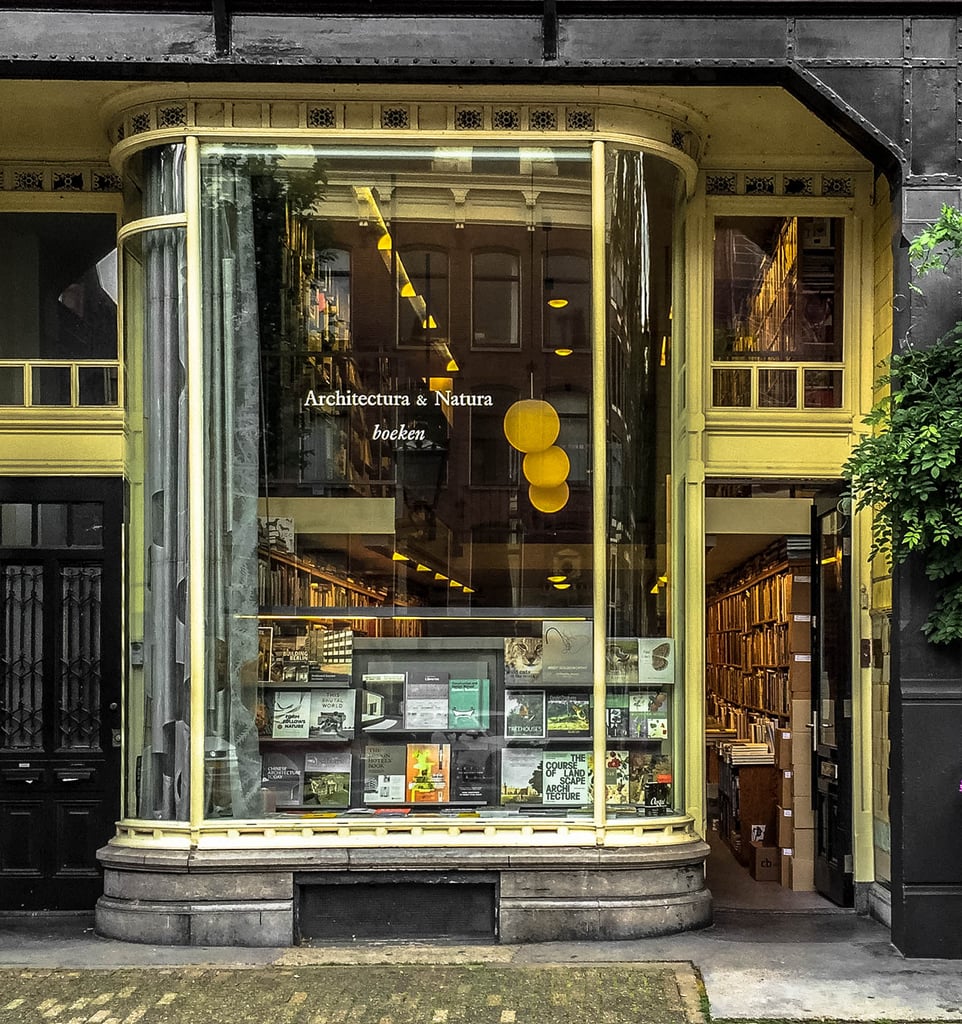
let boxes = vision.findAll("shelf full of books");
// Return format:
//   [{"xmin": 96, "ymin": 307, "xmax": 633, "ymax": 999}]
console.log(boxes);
[
  {"xmin": 705, "ymin": 540, "xmax": 812, "ymax": 724},
  {"xmin": 245, "ymin": 624, "xmax": 678, "ymax": 818}
]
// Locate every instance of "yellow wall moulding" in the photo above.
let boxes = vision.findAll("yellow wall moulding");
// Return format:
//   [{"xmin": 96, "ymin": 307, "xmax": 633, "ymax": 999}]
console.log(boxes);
[{"xmin": 110, "ymin": 815, "xmax": 701, "ymax": 852}]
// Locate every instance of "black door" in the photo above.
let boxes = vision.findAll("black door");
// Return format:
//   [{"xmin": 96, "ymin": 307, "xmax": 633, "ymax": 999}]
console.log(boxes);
[
  {"xmin": 0, "ymin": 478, "xmax": 122, "ymax": 910},
  {"xmin": 812, "ymin": 503, "xmax": 854, "ymax": 906}
]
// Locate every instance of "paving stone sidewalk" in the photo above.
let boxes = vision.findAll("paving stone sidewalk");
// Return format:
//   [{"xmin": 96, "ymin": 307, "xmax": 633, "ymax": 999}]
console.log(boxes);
[{"xmin": 0, "ymin": 963, "xmax": 703, "ymax": 1024}]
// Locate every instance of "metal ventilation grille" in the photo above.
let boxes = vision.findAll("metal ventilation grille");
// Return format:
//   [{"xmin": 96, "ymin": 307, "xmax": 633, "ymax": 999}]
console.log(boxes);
[
  {"xmin": 158, "ymin": 107, "xmax": 187, "ymax": 129},
  {"xmin": 566, "ymin": 109, "xmax": 594, "ymax": 131},
  {"xmin": 529, "ymin": 109, "xmax": 557, "ymax": 131},
  {"xmin": 455, "ymin": 108, "xmax": 484, "ymax": 130},
  {"xmin": 784, "ymin": 176, "xmax": 814, "ymax": 196},
  {"xmin": 307, "ymin": 107, "xmax": 336, "ymax": 129},
  {"xmin": 706, "ymin": 174, "xmax": 737, "ymax": 196},
  {"xmin": 381, "ymin": 107, "xmax": 410, "ymax": 129},
  {"xmin": 745, "ymin": 175, "xmax": 775, "ymax": 195}
]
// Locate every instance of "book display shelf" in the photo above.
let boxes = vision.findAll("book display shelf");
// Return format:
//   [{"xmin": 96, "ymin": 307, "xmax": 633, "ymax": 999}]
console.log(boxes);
[
  {"xmin": 253, "ymin": 629, "xmax": 677, "ymax": 817},
  {"xmin": 706, "ymin": 539, "xmax": 815, "ymax": 887}
]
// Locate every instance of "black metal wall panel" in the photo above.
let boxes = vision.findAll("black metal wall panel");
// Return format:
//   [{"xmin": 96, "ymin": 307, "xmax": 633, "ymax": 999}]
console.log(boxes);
[
  {"xmin": 232, "ymin": 14, "xmax": 543, "ymax": 63},
  {"xmin": 813, "ymin": 67, "xmax": 906, "ymax": 147},
  {"xmin": 0, "ymin": 11, "xmax": 215, "ymax": 60},
  {"xmin": 793, "ymin": 17, "xmax": 905, "ymax": 59},
  {"xmin": 911, "ymin": 68, "xmax": 960, "ymax": 177},
  {"xmin": 564, "ymin": 16, "xmax": 787, "ymax": 61}
]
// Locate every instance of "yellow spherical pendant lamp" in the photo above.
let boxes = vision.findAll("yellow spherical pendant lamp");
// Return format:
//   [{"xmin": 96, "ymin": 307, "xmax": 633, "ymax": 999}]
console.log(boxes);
[
  {"xmin": 528, "ymin": 482, "xmax": 570, "ymax": 514},
  {"xmin": 523, "ymin": 445, "xmax": 570, "ymax": 489},
  {"xmin": 502, "ymin": 399, "xmax": 561, "ymax": 454}
]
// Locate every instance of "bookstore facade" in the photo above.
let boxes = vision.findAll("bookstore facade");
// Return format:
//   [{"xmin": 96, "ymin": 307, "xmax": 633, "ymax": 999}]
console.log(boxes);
[{"xmin": 1, "ymin": 5, "xmax": 961, "ymax": 958}]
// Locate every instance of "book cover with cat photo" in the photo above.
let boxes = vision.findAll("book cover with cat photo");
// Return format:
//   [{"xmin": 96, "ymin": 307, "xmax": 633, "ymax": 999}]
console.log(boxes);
[{"xmin": 503, "ymin": 637, "xmax": 543, "ymax": 687}]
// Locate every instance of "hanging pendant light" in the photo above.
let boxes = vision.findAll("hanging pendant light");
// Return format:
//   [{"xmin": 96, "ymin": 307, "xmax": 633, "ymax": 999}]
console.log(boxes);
[
  {"xmin": 503, "ymin": 399, "xmax": 560, "ymax": 454},
  {"xmin": 528, "ymin": 482, "xmax": 570, "ymax": 514},
  {"xmin": 523, "ymin": 445, "xmax": 570, "ymax": 489}
]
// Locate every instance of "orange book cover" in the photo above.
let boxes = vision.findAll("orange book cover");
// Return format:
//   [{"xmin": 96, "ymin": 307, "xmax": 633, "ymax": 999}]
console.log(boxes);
[{"xmin": 405, "ymin": 743, "xmax": 451, "ymax": 803}]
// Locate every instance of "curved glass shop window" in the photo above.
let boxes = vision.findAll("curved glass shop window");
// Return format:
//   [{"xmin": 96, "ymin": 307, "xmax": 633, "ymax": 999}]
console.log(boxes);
[
  {"xmin": 712, "ymin": 216, "xmax": 844, "ymax": 410},
  {"xmin": 198, "ymin": 142, "xmax": 677, "ymax": 822}
]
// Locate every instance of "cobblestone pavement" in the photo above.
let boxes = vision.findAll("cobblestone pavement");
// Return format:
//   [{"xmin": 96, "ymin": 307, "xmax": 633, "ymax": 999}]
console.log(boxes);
[{"xmin": 0, "ymin": 963, "xmax": 701, "ymax": 1024}]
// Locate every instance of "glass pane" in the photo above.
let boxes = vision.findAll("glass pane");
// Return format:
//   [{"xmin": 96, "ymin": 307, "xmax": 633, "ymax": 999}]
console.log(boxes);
[
  {"xmin": 605, "ymin": 148, "xmax": 679, "ymax": 818},
  {"xmin": 714, "ymin": 216, "xmax": 843, "ymax": 362},
  {"xmin": 200, "ymin": 143, "xmax": 598, "ymax": 819},
  {"xmin": 78, "ymin": 365, "xmax": 119, "ymax": 406},
  {"xmin": 543, "ymin": 250, "xmax": 590, "ymax": 353},
  {"xmin": 712, "ymin": 367, "xmax": 751, "ymax": 407},
  {"xmin": 0, "ymin": 366, "xmax": 24, "ymax": 405},
  {"xmin": 37, "ymin": 503, "xmax": 67, "ymax": 546},
  {"xmin": 58, "ymin": 565, "xmax": 102, "ymax": 751},
  {"xmin": 0, "ymin": 213, "xmax": 117, "ymax": 360},
  {"xmin": 1, "ymin": 565, "xmax": 44, "ymax": 750},
  {"xmin": 0, "ymin": 504, "xmax": 33, "ymax": 546},
  {"xmin": 398, "ymin": 249, "xmax": 448, "ymax": 349},
  {"xmin": 31, "ymin": 365, "xmax": 71, "ymax": 405},
  {"xmin": 472, "ymin": 251, "xmax": 520, "ymax": 348},
  {"xmin": 127, "ymin": 223, "xmax": 190, "ymax": 822},
  {"xmin": 804, "ymin": 368, "xmax": 843, "ymax": 408},
  {"xmin": 758, "ymin": 368, "xmax": 798, "ymax": 408},
  {"xmin": 71, "ymin": 502, "xmax": 104, "ymax": 548}
]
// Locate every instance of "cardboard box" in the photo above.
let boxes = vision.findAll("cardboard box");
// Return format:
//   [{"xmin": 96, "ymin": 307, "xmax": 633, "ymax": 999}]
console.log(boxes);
[
  {"xmin": 789, "ymin": 656, "xmax": 812, "ymax": 695},
  {"xmin": 779, "ymin": 769, "xmax": 794, "ymax": 805},
  {"xmin": 792, "ymin": 762, "xmax": 812, "ymax": 798},
  {"xmin": 776, "ymin": 730, "xmax": 793, "ymax": 768},
  {"xmin": 788, "ymin": 616, "xmax": 812, "ymax": 654},
  {"xmin": 790, "ymin": 698, "xmax": 812, "ymax": 735},
  {"xmin": 787, "ymin": 575, "xmax": 811, "ymax": 614},
  {"xmin": 793, "ymin": 797, "xmax": 814, "ymax": 829},
  {"xmin": 791, "ymin": 857, "xmax": 816, "ymax": 892},
  {"xmin": 780, "ymin": 848, "xmax": 792, "ymax": 887},
  {"xmin": 793, "ymin": 827, "xmax": 815, "ymax": 861},
  {"xmin": 750, "ymin": 841, "xmax": 780, "ymax": 882},
  {"xmin": 791, "ymin": 731, "xmax": 813, "ymax": 768},
  {"xmin": 777, "ymin": 804, "xmax": 794, "ymax": 848}
]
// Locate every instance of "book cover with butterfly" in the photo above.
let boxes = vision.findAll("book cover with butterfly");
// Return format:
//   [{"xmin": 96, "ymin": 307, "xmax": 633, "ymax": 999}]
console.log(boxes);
[{"xmin": 637, "ymin": 637, "xmax": 675, "ymax": 684}]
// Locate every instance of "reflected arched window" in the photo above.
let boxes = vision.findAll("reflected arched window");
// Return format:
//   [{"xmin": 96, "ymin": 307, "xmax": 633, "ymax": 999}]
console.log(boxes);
[
  {"xmin": 545, "ymin": 387, "xmax": 589, "ymax": 484},
  {"xmin": 470, "ymin": 384, "xmax": 520, "ymax": 487},
  {"xmin": 309, "ymin": 247, "xmax": 351, "ymax": 351},
  {"xmin": 542, "ymin": 251, "xmax": 590, "ymax": 353},
  {"xmin": 472, "ymin": 250, "xmax": 520, "ymax": 349},
  {"xmin": 397, "ymin": 247, "xmax": 449, "ymax": 349}
]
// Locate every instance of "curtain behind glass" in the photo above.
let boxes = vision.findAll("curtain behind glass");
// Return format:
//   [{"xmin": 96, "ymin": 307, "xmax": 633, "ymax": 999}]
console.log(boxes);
[
  {"xmin": 138, "ymin": 146, "xmax": 190, "ymax": 819},
  {"xmin": 201, "ymin": 158, "xmax": 262, "ymax": 817}
]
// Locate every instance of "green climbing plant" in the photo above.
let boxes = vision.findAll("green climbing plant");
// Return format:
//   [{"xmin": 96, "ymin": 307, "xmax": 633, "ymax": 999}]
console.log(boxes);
[{"xmin": 843, "ymin": 205, "xmax": 962, "ymax": 643}]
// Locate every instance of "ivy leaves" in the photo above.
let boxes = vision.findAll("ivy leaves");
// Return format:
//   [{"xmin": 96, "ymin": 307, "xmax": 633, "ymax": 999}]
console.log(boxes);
[{"xmin": 845, "ymin": 208, "xmax": 962, "ymax": 643}]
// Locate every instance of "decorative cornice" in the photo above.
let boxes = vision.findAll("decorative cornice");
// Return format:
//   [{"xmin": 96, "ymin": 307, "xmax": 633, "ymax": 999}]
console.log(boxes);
[{"xmin": 0, "ymin": 161, "xmax": 121, "ymax": 193}]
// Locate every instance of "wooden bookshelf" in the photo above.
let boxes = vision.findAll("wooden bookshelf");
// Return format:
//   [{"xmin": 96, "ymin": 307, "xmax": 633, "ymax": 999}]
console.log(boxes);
[{"xmin": 706, "ymin": 543, "xmax": 811, "ymax": 722}]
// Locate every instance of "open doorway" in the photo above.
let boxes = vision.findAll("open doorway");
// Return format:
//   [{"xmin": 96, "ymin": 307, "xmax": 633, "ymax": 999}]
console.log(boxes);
[{"xmin": 704, "ymin": 480, "xmax": 854, "ymax": 911}]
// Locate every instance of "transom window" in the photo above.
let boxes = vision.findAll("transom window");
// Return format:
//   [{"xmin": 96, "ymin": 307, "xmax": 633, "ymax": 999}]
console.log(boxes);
[{"xmin": 711, "ymin": 216, "xmax": 844, "ymax": 410}]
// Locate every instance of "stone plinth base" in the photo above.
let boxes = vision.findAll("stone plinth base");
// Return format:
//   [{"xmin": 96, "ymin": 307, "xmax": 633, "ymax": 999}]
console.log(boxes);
[{"xmin": 96, "ymin": 840, "xmax": 712, "ymax": 946}]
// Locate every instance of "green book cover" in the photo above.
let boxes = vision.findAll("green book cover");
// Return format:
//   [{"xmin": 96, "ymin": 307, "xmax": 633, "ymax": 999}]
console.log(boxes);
[{"xmin": 448, "ymin": 678, "xmax": 487, "ymax": 730}]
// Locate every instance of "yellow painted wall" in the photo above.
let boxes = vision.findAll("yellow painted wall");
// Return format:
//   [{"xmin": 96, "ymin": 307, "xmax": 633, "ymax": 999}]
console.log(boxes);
[{"xmin": 869, "ymin": 174, "xmax": 894, "ymax": 884}]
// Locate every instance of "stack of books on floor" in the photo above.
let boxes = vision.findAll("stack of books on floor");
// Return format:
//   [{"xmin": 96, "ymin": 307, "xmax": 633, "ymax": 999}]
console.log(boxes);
[{"xmin": 721, "ymin": 741, "xmax": 775, "ymax": 765}]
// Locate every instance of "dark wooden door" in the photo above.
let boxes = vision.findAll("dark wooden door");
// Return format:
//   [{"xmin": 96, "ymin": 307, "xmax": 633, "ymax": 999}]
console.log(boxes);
[
  {"xmin": 812, "ymin": 503, "xmax": 854, "ymax": 906},
  {"xmin": 0, "ymin": 478, "xmax": 122, "ymax": 910}
]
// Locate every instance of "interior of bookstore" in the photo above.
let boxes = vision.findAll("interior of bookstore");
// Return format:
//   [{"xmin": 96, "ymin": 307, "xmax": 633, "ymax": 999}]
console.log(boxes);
[{"xmin": 703, "ymin": 483, "xmax": 854, "ymax": 910}]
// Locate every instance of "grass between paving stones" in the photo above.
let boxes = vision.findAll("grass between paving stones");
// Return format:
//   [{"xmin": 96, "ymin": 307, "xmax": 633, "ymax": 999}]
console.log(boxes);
[{"xmin": 0, "ymin": 964, "xmax": 690, "ymax": 1024}]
